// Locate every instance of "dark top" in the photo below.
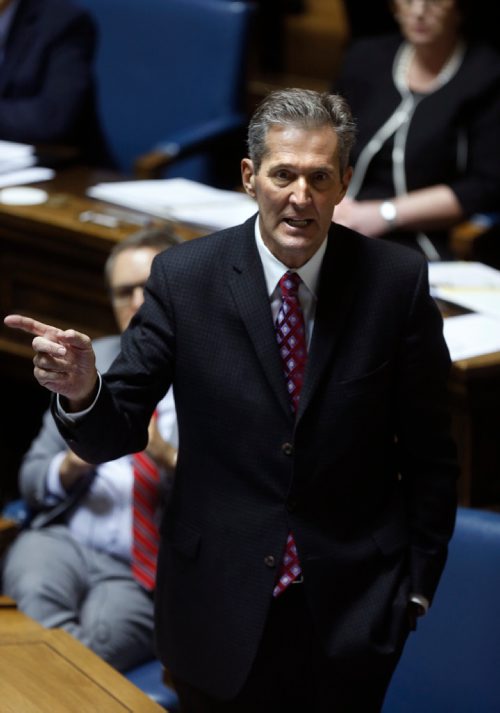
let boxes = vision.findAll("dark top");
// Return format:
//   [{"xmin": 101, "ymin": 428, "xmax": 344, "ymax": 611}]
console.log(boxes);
[
  {"xmin": 0, "ymin": 0, "xmax": 109, "ymax": 165},
  {"xmin": 334, "ymin": 34, "xmax": 500, "ymax": 253}
]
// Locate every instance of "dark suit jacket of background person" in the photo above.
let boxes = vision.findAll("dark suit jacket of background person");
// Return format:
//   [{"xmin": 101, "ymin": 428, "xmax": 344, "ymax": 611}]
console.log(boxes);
[
  {"xmin": 53, "ymin": 215, "xmax": 458, "ymax": 700},
  {"xmin": 0, "ymin": 0, "xmax": 109, "ymax": 165},
  {"xmin": 334, "ymin": 34, "xmax": 500, "ymax": 250}
]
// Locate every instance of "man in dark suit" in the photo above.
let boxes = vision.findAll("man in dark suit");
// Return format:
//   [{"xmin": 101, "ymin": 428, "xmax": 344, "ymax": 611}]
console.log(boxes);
[
  {"xmin": 0, "ymin": 0, "xmax": 108, "ymax": 164},
  {"xmin": 5, "ymin": 88, "xmax": 458, "ymax": 712}
]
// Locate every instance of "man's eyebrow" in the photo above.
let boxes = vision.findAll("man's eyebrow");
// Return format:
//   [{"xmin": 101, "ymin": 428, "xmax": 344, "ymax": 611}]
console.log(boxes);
[{"xmin": 267, "ymin": 163, "xmax": 335, "ymax": 173}]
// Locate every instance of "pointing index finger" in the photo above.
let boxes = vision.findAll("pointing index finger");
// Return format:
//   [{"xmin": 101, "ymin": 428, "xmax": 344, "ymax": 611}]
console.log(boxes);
[{"xmin": 4, "ymin": 314, "xmax": 65, "ymax": 340}]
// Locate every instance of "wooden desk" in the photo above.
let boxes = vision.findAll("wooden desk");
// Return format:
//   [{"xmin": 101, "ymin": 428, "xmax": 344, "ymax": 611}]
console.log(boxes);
[
  {"xmin": 0, "ymin": 517, "xmax": 19, "ymax": 558},
  {"xmin": 449, "ymin": 351, "xmax": 500, "ymax": 508},
  {"xmin": 0, "ymin": 599, "xmax": 166, "ymax": 712},
  {"xmin": 437, "ymin": 300, "xmax": 500, "ymax": 507}
]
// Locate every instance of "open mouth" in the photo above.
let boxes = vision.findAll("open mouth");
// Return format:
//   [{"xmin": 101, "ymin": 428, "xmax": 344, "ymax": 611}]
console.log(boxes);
[{"xmin": 284, "ymin": 218, "xmax": 313, "ymax": 228}]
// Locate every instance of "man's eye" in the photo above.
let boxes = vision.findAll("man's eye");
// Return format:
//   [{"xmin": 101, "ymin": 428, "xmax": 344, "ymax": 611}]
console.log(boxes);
[{"xmin": 274, "ymin": 170, "xmax": 290, "ymax": 181}]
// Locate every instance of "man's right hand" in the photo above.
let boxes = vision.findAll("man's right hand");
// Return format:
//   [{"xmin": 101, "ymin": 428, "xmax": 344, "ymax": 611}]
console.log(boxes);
[
  {"xmin": 59, "ymin": 450, "xmax": 95, "ymax": 492},
  {"xmin": 4, "ymin": 314, "xmax": 98, "ymax": 411}
]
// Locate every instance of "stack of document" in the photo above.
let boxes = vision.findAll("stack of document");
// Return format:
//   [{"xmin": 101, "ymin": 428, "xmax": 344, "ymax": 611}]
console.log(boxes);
[
  {"xmin": 429, "ymin": 261, "xmax": 500, "ymax": 318},
  {"xmin": 0, "ymin": 140, "xmax": 54, "ymax": 188},
  {"xmin": 428, "ymin": 261, "xmax": 500, "ymax": 360},
  {"xmin": 87, "ymin": 178, "xmax": 257, "ymax": 231},
  {"xmin": 0, "ymin": 140, "xmax": 36, "ymax": 173}
]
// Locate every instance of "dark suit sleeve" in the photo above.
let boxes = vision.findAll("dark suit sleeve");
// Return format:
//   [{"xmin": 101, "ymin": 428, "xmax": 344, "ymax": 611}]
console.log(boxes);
[
  {"xmin": 52, "ymin": 257, "xmax": 177, "ymax": 465},
  {"xmin": 0, "ymin": 7, "xmax": 97, "ymax": 143},
  {"xmin": 396, "ymin": 260, "xmax": 458, "ymax": 601}
]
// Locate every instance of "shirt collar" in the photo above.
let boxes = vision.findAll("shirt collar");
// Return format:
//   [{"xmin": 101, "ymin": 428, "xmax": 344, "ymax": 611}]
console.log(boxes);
[{"xmin": 254, "ymin": 216, "xmax": 328, "ymax": 299}]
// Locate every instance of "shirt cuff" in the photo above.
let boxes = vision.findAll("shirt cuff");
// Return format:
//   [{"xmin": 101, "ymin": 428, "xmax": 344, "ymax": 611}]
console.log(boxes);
[
  {"xmin": 45, "ymin": 451, "xmax": 68, "ymax": 500},
  {"xmin": 409, "ymin": 593, "xmax": 430, "ymax": 615},
  {"xmin": 55, "ymin": 372, "xmax": 102, "ymax": 424}
]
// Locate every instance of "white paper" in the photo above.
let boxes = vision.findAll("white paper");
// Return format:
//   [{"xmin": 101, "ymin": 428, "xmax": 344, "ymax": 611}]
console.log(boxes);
[
  {"xmin": 0, "ymin": 140, "xmax": 36, "ymax": 174},
  {"xmin": 0, "ymin": 167, "xmax": 55, "ymax": 190},
  {"xmin": 0, "ymin": 139, "xmax": 35, "ymax": 159},
  {"xmin": 87, "ymin": 178, "xmax": 258, "ymax": 230},
  {"xmin": 429, "ymin": 260, "xmax": 500, "ymax": 318},
  {"xmin": 443, "ymin": 313, "xmax": 500, "ymax": 361},
  {"xmin": 428, "ymin": 261, "xmax": 500, "ymax": 289},
  {"xmin": 434, "ymin": 287, "xmax": 500, "ymax": 319}
]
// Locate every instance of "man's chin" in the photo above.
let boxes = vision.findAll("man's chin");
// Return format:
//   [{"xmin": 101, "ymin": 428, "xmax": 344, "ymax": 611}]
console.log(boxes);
[{"xmin": 273, "ymin": 233, "xmax": 320, "ymax": 268}]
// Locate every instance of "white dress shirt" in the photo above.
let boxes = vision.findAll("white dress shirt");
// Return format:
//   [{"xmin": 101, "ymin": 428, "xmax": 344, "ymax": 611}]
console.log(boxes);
[
  {"xmin": 47, "ymin": 388, "xmax": 177, "ymax": 563},
  {"xmin": 253, "ymin": 220, "xmax": 328, "ymax": 345}
]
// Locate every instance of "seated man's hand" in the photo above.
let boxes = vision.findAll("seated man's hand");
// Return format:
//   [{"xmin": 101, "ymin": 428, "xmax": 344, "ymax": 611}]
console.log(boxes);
[
  {"xmin": 59, "ymin": 450, "xmax": 95, "ymax": 492},
  {"xmin": 146, "ymin": 416, "xmax": 178, "ymax": 473}
]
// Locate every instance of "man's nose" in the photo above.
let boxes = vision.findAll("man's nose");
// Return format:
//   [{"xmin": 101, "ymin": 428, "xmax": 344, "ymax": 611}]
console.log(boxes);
[{"xmin": 290, "ymin": 177, "xmax": 311, "ymax": 206}]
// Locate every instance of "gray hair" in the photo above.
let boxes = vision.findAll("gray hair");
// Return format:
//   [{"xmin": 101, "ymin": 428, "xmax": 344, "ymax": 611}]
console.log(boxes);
[
  {"xmin": 247, "ymin": 88, "xmax": 357, "ymax": 174},
  {"xmin": 104, "ymin": 225, "xmax": 182, "ymax": 287}
]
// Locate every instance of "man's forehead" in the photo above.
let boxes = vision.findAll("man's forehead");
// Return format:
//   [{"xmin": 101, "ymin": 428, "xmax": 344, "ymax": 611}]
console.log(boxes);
[{"xmin": 261, "ymin": 125, "xmax": 340, "ymax": 169}]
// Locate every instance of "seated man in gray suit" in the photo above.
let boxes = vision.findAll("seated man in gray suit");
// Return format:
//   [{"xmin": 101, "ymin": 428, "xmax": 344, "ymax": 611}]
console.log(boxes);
[{"xmin": 2, "ymin": 227, "xmax": 181, "ymax": 671}]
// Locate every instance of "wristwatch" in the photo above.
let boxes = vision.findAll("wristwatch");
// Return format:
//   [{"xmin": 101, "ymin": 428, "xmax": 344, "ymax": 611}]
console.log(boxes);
[{"xmin": 379, "ymin": 200, "xmax": 397, "ymax": 227}]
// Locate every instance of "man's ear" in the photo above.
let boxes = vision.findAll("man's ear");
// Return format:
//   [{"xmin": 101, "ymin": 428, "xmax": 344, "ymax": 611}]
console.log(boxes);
[
  {"xmin": 241, "ymin": 158, "xmax": 256, "ymax": 198},
  {"xmin": 337, "ymin": 165, "xmax": 353, "ymax": 204}
]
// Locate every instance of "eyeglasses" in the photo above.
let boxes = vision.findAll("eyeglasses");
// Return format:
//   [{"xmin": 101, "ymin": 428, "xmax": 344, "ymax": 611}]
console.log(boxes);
[{"xmin": 110, "ymin": 281, "xmax": 147, "ymax": 303}]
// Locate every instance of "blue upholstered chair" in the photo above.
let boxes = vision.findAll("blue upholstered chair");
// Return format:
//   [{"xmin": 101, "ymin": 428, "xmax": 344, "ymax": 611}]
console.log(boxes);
[
  {"xmin": 382, "ymin": 506, "xmax": 500, "ymax": 713},
  {"xmin": 123, "ymin": 660, "xmax": 179, "ymax": 711},
  {"xmin": 78, "ymin": 0, "xmax": 255, "ymax": 187}
]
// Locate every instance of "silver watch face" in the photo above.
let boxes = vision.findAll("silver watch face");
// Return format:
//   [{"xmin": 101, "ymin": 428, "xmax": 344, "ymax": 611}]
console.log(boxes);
[{"xmin": 380, "ymin": 201, "xmax": 397, "ymax": 222}]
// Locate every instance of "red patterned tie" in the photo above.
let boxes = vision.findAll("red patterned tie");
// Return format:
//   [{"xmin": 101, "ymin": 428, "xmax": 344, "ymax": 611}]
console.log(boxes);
[
  {"xmin": 131, "ymin": 450, "xmax": 161, "ymax": 591},
  {"xmin": 273, "ymin": 271, "xmax": 306, "ymax": 597}
]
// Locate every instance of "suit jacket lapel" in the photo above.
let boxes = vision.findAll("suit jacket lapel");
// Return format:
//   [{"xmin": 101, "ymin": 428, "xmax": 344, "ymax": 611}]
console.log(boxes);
[
  {"xmin": 227, "ymin": 218, "xmax": 293, "ymax": 420},
  {"xmin": 297, "ymin": 224, "xmax": 359, "ymax": 419}
]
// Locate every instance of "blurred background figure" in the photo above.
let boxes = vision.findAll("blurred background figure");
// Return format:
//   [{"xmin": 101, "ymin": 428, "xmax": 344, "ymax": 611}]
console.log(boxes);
[
  {"xmin": 332, "ymin": 0, "xmax": 500, "ymax": 260},
  {"xmin": 1, "ymin": 227, "xmax": 181, "ymax": 671},
  {"xmin": 0, "ymin": 0, "xmax": 109, "ymax": 165}
]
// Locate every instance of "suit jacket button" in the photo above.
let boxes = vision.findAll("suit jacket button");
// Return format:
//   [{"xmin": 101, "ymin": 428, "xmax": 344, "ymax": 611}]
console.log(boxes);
[
  {"xmin": 282, "ymin": 442, "xmax": 294, "ymax": 456},
  {"xmin": 264, "ymin": 555, "xmax": 276, "ymax": 568}
]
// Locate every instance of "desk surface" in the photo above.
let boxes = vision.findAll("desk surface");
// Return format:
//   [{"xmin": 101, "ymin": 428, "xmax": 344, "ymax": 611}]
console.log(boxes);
[
  {"xmin": 0, "ymin": 165, "xmax": 200, "ymax": 245},
  {"xmin": 0, "ymin": 600, "xmax": 166, "ymax": 712}
]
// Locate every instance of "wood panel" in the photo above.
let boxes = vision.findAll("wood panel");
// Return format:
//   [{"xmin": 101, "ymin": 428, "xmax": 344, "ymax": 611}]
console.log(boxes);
[{"xmin": 0, "ymin": 604, "xmax": 166, "ymax": 712}]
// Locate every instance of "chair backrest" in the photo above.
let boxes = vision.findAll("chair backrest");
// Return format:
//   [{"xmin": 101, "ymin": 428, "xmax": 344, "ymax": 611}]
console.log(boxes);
[
  {"xmin": 77, "ymin": 0, "xmax": 254, "ymax": 183},
  {"xmin": 382, "ymin": 506, "xmax": 500, "ymax": 713}
]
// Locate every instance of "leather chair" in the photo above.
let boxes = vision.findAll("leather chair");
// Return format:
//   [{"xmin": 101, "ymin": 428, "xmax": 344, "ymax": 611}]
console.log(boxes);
[
  {"xmin": 78, "ymin": 0, "xmax": 255, "ymax": 187},
  {"xmin": 382, "ymin": 506, "xmax": 500, "ymax": 713}
]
